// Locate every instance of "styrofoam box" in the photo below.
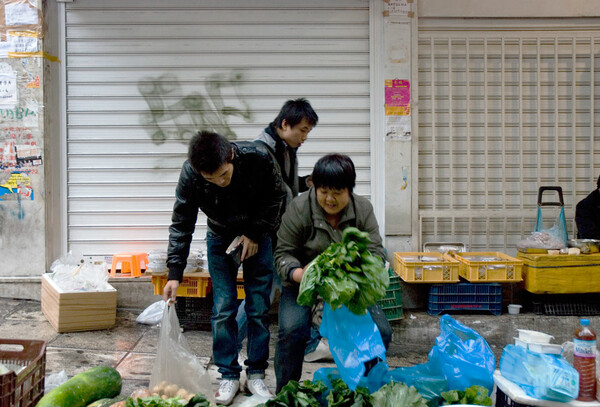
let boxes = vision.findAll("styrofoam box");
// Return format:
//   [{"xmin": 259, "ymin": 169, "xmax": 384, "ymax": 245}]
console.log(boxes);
[
  {"xmin": 514, "ymin": 337, "xmax": 562, "ymax": 355},
  {"xmin": 517, "ymin": 329, "xmax": 554, "ymax": 343}
]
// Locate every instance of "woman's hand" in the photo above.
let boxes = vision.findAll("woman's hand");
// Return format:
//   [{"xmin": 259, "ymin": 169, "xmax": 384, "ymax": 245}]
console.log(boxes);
[
  {"xmin": 239, "ymin": 235, "xmax": 258, "ymax": 261},
  {"xmin": 292, "ymin": 267, "xmax": 306, "ymax": 283}
]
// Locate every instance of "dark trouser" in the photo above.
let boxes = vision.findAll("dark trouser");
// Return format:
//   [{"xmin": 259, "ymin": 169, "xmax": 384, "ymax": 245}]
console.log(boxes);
[
  {"xmin": 206, "ymin": 230, "xmax": 273, "ymax": 380},
  {"xmin": 274, "ymin": 284, "xmax": 392, "ymax": 392}
]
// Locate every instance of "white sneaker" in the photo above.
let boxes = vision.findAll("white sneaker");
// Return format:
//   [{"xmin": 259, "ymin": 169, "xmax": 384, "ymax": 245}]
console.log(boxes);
[
  {"xmin": 245, "ymin": 378, "xmax": 274, "ymax": 399},
  {"xmin": 304, "ymin": 338, "xmax": 333, "ymax": 362},
  {"xmin": 215, "ymin": 379, "xmax": 240, "ymax": 406}
]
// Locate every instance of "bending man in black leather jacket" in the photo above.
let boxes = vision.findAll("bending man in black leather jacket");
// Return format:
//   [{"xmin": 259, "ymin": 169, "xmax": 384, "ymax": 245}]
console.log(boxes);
[{"xmin": 162, "ymin": 131, "xmax": 286, "ymax": 405}]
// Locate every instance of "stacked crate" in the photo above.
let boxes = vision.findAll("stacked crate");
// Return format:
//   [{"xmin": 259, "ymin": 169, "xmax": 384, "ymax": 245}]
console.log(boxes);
[
  {"xmin": 394, "ymin": 251, "xmax": 523, "ymax": 316},
  {"xmin": 151, "ymin": 271, "xmax": 244, "ymax": 330}
]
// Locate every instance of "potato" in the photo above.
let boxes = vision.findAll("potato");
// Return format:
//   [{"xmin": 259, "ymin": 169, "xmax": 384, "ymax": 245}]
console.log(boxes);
[
  {"xmin": 164, "ymin": 383, "xmax": 179, "ymax": 397},
  {"xmin": 152, "ymin": 385, "xmax": 162, "ymax": 395},
  {"xmin": 131, "ymin": 388, "xmax": 152, "ymax": 399}
]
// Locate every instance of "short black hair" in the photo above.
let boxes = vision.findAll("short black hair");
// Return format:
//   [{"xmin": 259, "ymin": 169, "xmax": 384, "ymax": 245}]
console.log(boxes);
[
  {"xmin": 597, "ymin": 174, "xmax": 600, "ymax": 189},
  {"xmin": 312, "ymin": 154, "xmax": 356, "ymax": 192},
  {"xmin": 188, "ymin": 130, "xmax": 232, "ymax": 174},
  {"xmin": 271, "ymin": 98, "xmax": 319, "ymax": 129}
]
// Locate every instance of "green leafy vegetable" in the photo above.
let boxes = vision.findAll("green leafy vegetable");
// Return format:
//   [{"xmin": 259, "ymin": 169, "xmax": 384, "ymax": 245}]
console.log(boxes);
[
  {"xmin": 371, "ymin": 381, "xmax": 428, "ymax": 407},
  {"xmin": 327, "ymin": 378, "xmax": 373, "ymax": 407},
  {"xmin": 258, "ymin": 379, "xmax": 327, "ymax": 407},
  {"xmin": 298, "ymin": 227, "xmax": 389, "ymax": 315},
  {"xmin": 441, "ymin": 385, "xmax": 492, "ymax": 406},
  {"xmin": 124, "ymin": 392, "xmax": 209, "ymax": 407}
]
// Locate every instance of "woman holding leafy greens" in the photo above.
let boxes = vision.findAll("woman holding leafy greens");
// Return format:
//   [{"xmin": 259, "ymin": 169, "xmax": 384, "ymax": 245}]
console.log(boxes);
[{"xmin": 273, "ymin": 153, "xmax": 392, "ymax": 393}]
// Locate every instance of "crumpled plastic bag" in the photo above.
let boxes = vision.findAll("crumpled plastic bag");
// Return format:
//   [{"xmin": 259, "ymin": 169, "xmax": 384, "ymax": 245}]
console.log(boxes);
[
  {"xmin": 136, "ymin": 300, "xmax": 166, "ymax": 325},
  {"xmin": 49, "ymin": 251, "xmax": 111, "ymax": 292},
  {"xmin": 517, "ymin": 230, "xmax": 566, "ymax": 251},
  {"xmin": 44, "ymin": 370, "xmax": 68, "ymax": 393},
  {"xmin": 500, "ymin": 344, "xmax": 578, "ymax": 402}
]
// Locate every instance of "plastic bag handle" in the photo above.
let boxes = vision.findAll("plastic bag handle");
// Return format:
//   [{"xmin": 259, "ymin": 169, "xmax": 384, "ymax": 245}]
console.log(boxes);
[{"xmin": 537, "ymin": 186, "xmax": 564, "ymax": 207}]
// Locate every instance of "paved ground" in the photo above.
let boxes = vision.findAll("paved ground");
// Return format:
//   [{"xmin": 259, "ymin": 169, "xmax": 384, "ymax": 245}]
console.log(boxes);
[{"xmin": 0, "ymin": 298, "xmax": 427, "ymax": 406}]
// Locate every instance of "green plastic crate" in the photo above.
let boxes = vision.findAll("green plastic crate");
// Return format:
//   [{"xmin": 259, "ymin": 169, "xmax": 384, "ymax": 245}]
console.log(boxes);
[{"xmin": 378, "ymin": 269, "xmax": 403, "ymax": 321}]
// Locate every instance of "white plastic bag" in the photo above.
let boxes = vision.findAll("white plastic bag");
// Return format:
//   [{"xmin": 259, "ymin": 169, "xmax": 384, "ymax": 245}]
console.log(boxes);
[
  {"xmin": 150, "ymin": 302, "xmax": 213, "ymax": 402},
  {"xmin": 136, "ymin": 300, "xmax": 166, "ymax": 325},
  {"xmin": 44, "ymin": 370, "xmax": 68, "ymax": 393}
]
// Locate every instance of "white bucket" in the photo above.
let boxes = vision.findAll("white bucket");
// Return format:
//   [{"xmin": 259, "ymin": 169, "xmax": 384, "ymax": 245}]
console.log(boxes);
[{"xmin": 508, "ymin": 304, "xmax": 522, "ymax": 315}]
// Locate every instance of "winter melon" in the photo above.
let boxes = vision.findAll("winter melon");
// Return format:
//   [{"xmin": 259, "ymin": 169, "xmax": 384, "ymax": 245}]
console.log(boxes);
[{"xmin": 36, "ymin": 365, "xmax": 122, "ymax": 407}]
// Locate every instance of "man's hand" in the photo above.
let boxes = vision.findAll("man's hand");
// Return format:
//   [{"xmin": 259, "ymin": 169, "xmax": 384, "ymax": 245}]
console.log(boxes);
[
  {"xmin": 239, "ymin": 235, "xmax": 258, "ymax": 261},
  {"xmin": 162, "ymin": 280, "xmax": 179, "ymax": 303}
]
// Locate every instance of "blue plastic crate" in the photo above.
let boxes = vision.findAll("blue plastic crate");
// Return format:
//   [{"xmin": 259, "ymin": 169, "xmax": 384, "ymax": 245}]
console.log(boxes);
[{"xmin": 428, "ymin": 282, "xmax": 502, "ymax": 316}]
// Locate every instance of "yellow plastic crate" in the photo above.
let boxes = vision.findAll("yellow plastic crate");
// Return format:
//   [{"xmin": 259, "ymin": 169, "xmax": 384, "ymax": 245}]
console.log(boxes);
[
  {"xmin": 152, "ymin": 271, "xmax": 245, "ymax": 299},
  {"xmin": 454, "ymin": 252, "xmax": 523, "ymax": 282},
  {"xmin": 517, "ymin": 252, "xmax": 600, "ymax": 294},
  {"xmin": 394, "ymin": 252, "xmax": 460, "ymax": 283}
]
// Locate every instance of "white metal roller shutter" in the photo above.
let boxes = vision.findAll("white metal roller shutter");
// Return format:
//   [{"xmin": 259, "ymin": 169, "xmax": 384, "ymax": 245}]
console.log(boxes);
[
  {"xmin": 418, "ymin": 19, "xmax": 600, "ymax": 253},
  {"xmin": 63, "ymin": 0, "xmax": 371, "ymax": 257}
]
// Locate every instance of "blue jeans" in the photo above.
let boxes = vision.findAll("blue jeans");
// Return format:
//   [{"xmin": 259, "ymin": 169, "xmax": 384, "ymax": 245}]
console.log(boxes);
[
  {"xmin": 274, "ymin": 285, "xmax": 393, "ymax": 393},
  {"xmin": 236, "ymin": 270, "xmax": 281, "ymax": 351},
  {"xmin": 206, "ymin": 230, "xmax": 273, "ymax": 380}
]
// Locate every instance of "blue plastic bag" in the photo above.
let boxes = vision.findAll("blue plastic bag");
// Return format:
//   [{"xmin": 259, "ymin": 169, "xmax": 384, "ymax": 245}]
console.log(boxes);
[
  {"xmin": 427, "ymin": 315, "xmax": 496, "ymax": 394},
  {"xmin": 385, "ymin": 362, "xmax": 448, "ymax": 400},
  {"xmin": 319, "ymin": 304, "xmax": 386, "ymax": 390},
  {"xmin": 500, "ymin": 344, "xmax": 578, "ymax": 402}
]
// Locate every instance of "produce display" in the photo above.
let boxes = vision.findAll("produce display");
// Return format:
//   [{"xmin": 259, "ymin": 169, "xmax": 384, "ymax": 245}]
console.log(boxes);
[
  {"xmin": 298, "ymin": 227, "xmax": 389, "ymax": 315},
  {"xmin": 441, "ymin": 385, "xmax": 492, "ymax": 406},
  {"xmin": 36, "ymin": 365, "xmax": 122, "ymax": 407}
]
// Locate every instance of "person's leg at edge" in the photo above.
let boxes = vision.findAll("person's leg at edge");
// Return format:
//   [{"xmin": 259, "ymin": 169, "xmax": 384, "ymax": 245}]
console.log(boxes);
[
  {"xmin": 274, "ymin": 285, "xmax": 312, "ymax": 393},
  {"xmin": 206, "ymin": 230, "xmax": 242, "ymax": 381},
  {"xmin": 242, "ymin": 234, "xmax": 273, "ymax": 380}
]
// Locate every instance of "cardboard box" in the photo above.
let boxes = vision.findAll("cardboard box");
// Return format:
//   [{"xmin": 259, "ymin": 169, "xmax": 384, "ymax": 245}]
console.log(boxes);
[{"xmin": 41, "ymin": 273, "xmax": 117, "ymax": 333}]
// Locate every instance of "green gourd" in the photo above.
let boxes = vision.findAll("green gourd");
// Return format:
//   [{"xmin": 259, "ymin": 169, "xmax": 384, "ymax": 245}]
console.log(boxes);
[{"xmin": 36, "ymin": 365, "xmax": 122, "ymax": 407}]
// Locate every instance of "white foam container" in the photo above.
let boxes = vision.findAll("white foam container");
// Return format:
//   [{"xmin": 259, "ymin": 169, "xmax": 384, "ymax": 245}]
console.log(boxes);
[{"xmin": 517, "ymin": 329, "xmax": 554, "ymax": 343}]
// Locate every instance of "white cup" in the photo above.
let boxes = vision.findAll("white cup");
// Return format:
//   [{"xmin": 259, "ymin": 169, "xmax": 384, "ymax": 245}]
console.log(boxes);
[{"xmin": 508, "ymin": 304, "xmax": 522, "ymax": 315}]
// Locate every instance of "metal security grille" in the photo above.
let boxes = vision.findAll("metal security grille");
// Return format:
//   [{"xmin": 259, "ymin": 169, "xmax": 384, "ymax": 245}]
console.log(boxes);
[
  {"xmin": 63, "ymin": 0, "xmax": 370, "ymax": 257},
  {"xmin": 418, "ymin": 22, "xmax": 600, "ymax": 252}
]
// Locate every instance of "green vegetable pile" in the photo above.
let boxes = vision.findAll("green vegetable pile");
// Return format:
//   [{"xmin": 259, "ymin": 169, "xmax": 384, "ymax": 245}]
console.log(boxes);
[
  {"xmin": 297, "ymin": 227, "xmax": 389, "ymax": 315},
  {"xmin": 371, "ymin": 381, "xmax": 428, "ymax": 407},
  {"xmin": 259, "ymin": 379, "xmax": 327, "ymax": 407},
  {"xmin": 441, "ymin": 385, "xmax": 492, "ymax": 406},
  {"xmin": 327, "ymin": 378, "xmax": 372, "ymax": 407},
  {"xmin": 124, "ymin": 393, "xmax": 210, "ymax": 407}
]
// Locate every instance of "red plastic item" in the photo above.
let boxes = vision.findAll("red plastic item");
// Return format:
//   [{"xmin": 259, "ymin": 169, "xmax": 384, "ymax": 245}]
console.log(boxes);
[{"xmin": 0, "ymin": 339, "xmax": 46, "ymax": 407}]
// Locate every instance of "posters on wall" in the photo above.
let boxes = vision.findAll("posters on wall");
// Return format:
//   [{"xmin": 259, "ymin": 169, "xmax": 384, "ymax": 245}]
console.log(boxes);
[
  {"xmin": 385, "ymin": 79, "xmax": 411, "ymax": 141},
  {"xmin": 0, "ymin": 0, "xmax": 43, "ymax": 203}
]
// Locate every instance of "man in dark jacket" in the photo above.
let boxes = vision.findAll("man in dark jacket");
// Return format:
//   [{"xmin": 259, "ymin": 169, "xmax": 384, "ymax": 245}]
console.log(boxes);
[
  {"xmin": 235, "ymin": 98, "xmax": 320, "ymax": 356},
  {"xmin": 576, "ymin": 175, "xmax": 600, "ymax": 239},
  {"xmin": 162, "ymin": 131, "xmax": 286, "ymax": 405}
]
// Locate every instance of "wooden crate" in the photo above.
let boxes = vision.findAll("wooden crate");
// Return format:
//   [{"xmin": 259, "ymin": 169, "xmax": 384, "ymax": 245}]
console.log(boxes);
[
  {"xmin": 41, "ymin": 274, "xmax": 117, "ymax": 333},
  {"xmin": 455, "ymin": 252, "xmax": 523, "ymax": 283},
  {"xmin": 394, "ymin": 252, "xmax": 460, "ymax": 283},
  {"xmin": 517, "ymin": 252, "xmax": 600, "ymax": 294}
]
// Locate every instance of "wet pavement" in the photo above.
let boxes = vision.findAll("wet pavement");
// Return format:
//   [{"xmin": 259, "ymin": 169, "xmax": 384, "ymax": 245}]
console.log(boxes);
[{"xmin": 0, "ymin": 297, "xmax": 422, "ymax": 406}]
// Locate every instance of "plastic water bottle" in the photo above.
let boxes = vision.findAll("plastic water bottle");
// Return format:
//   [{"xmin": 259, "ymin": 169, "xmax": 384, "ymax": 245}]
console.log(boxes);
[{"xmin": 574, "ymin": 318, "xmax": 597, "ymax": 401}]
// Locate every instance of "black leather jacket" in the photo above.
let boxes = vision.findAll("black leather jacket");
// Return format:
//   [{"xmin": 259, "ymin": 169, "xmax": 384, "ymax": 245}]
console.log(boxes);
[
  {"xmin": 167, "ymin": 142, "xmax": 286, "ymax": 281},
  {"xmin": 576, "ymin": 188, "xmax": 600, "ymax": 239}
]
